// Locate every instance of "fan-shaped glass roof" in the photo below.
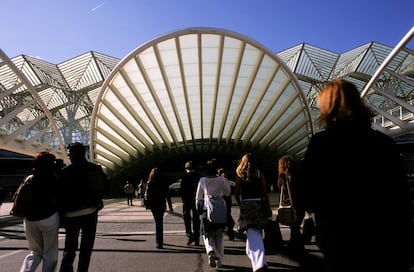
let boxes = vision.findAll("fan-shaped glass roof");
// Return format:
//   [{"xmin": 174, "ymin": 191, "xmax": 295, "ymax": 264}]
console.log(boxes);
[{"xmin": 90, "ymin": 28, "xmax": 313, "ymax": 176}]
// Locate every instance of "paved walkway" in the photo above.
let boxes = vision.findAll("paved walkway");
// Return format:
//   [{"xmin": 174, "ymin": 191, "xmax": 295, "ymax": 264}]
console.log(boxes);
[{"xmin": 0, "ymin": 196, "xmax": 327, "ymax": 272}]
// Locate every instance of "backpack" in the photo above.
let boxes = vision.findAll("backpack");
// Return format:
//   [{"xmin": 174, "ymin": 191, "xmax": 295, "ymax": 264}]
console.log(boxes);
[
  {"xmin": 202, "ymin": 178, "xmax": 227, "ymax": 225},
  {"xmin": 10, "ymin": 175, "xmax": 34, "ymax": 217}
]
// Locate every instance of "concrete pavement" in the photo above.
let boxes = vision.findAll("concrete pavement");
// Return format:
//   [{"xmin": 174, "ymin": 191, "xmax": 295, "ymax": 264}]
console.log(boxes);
[{"xmin": 0, "ymin": 195, "xmax": 326, "ymax": 271}]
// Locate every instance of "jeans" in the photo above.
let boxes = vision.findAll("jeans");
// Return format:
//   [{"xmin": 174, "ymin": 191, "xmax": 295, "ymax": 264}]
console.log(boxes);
[{"xmin": 60, "ymin": 211, "xmax": 98, "ymax": 272}]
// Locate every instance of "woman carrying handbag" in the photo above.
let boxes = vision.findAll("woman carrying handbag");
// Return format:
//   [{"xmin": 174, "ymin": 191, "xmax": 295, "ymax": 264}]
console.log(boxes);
[{"xmin": 276, "ymin": 155, "xmax": 305, "ymax": 260}]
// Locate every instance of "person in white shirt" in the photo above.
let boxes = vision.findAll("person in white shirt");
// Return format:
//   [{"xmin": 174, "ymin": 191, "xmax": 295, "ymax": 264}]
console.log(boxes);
[{"xmin": 195, "ymin": 159, "xmax": 231, "ymax": 268}]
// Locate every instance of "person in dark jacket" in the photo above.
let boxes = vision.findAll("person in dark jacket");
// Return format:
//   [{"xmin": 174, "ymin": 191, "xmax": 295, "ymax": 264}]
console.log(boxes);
[
  {"xmin": 145, "ymin": 167, "xmax": 169, "ymax": 249},
  {"xmin": 180, "ymin": 161, "xmax": 201, "ymax": 245},
  {"xmin": 58, "ymin": 142, "xmax": 107, "ymax": 272},
  {"xmin": 299, "ymin": 79, "xmax": 413, "ymax": 272},
  {"xmin": 124, "ymin": 180, "xmax": 134, "ymax": 206},
  {"xmin": 19, "ymin": 151, "xmax": 59, "ymax": 272}
]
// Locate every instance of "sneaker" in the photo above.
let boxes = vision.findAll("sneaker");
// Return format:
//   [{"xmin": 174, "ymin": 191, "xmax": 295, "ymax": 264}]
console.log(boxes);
[
  {"xmin": 208, "ymin": 251, "xmax": 216, "ymax": 268},
  {"xmin": 215, "ymin": 259, "xmax": 222, "ymax": 268}
]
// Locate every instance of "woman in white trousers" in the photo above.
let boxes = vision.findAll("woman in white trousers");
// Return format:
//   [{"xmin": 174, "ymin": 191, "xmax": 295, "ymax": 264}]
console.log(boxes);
[
  {"xmin": 21, "ymin": 212, "xmax": 60, "ymax": 272},
  {"xmin": 18, "ymin": 152, "xmax": 60, "ymax": 272},
  {"xmin": 235, "ymin": 153, "xmax": 272, "ymax": 272},
  {"xmin": 196, "ymin": 159, "xmax": 231, "ymax": 268}
]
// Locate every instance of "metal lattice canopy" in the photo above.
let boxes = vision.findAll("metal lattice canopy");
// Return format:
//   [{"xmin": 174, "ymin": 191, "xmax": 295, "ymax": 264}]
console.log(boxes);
[
  {"xmin": 0, "ymin": 26, "xmax": 413, "ymax": 180},
  {"xmin": 0, "ymin": 50, "xmax": 119, "ymax": 162}
]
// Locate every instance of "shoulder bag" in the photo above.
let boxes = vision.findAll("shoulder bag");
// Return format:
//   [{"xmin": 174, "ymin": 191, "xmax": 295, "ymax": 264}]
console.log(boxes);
[
  {"xmin": 202, "ymin": 178, "xmax": 227, "ymax": 225},
  {"xmin": 276, "ymin": 174, "xmax": 297, "ymax": 226}
]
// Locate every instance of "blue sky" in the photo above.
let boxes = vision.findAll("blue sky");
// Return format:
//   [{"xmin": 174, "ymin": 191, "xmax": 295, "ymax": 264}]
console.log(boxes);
[{"xmin": 1, "ymin": 0, "xmax": 413, "ymax": 63}]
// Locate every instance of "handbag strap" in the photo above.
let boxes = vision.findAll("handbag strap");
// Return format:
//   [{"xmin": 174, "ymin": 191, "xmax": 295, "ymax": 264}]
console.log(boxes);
[{"xmin": 279, "ymin": 173, "xmax": 293, "ymax": 207}]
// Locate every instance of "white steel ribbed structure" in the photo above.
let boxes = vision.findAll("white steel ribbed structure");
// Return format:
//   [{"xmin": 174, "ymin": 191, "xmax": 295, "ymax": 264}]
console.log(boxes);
[
  {"xmin": 0, "ymin": 26, "xmax": 413, "ymax": 180},
  {"xmin": 90, "ymin": 28, "xmax": 313, "ymax": 176}
]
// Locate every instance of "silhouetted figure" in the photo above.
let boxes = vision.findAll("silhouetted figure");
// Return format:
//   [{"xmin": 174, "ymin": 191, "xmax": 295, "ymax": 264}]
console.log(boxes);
[
  {"xmin": 145, "ymin": 167, "xmax": 169, "ymax": 249},
  {"xmin": 137, "ymin": 179, "xmax": 146, "ymax": 207},
  {"xmin": 299, "ymin": 79, "xmax": 412, "ymax": 271},
  {"xmin": 181, "ymin": 161, "xmax": 201, "ymax": 245},
  {"xmin": 19, "ymin": 152, "xmax": 59, "ymax": 272},
  {"xmin": 277, "ymin": 155, "xmax": 305, "ymax": 260},
  {"xmin": 58, "ymin": 142, "xmax": 107, "ymax": 272},
  {"xmin": 124, "ymin": 180, "xmax": 134, "ymax": 206}
]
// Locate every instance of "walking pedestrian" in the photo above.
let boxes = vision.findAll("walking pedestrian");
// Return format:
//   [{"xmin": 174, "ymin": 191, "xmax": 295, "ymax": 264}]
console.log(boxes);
[
  {"xmin": 144, "ymin": 167, "xmax": 169, "ymax": 249},
  {"xmin": 57, "ymin": 142, "xmax": 108, "ymax": 272},
  {"xmin": 19, "ymin": 151, "xmax": 60, "ymax": 272},
  {"xmin": 217, "ymin": 167, "xmax": 235, "ymax": 241},
  {"xmin": 196, "ymin": 159, "xmax": 231, "ymax": 268},
  {"xmin": 235, "ymin": 153, "xmax": 272, "ymax": 272},
  {"xmin": 277, "ymin": 155, "xmax": 305, "ymax": 259},
  {"xmin": 180, "ymin": 161, "xmax": 201, "ymax": 245},
  {"xmin": 124, "ymin": 180, "xmax": 134, "ymax": 206},
  {"xmin": 137, "ymin": 179, "xmax": 146, "ymax": 207},
  {"xmin": 299, "ymin": 79, "xmax": 413, "ymax": 271}
]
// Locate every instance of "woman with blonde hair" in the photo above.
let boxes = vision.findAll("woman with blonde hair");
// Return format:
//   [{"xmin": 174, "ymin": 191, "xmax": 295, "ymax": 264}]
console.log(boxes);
[{"xmin": 235, "ymin": 153, "xmax": 271, "ymax": 272}]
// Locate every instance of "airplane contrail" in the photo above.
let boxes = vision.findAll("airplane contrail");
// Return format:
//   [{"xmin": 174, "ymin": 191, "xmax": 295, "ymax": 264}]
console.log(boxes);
[{"xmin": 91, "ymin": 2, "xmax": 105, "ymax": 11}]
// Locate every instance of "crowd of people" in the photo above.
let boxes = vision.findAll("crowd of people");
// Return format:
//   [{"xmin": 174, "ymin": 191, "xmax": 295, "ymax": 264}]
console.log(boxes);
[{"xmin": 12, "ymin": 79, "xmax": 413, "ymax": 272}]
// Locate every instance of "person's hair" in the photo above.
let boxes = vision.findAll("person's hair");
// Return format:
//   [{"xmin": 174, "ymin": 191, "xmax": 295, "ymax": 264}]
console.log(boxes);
[
  {"xmin": 278, "ymin": 155, "xmax": 296, "ymax": 176},
  {"xmin": 67, "ymin": 142, "xmax": 86, "ymax": 156},
  {"xmin": 236, "ymin": 152, "xmax": 257, "ymax": 178},
  {"xmin": 32, "ymin": 151, "xmax": 56, "ymax": 173},
  {"xmin": 205, "ymin": 159, "xmax": 218, "ymax": 176},
  {"xmin": 217, "ymin": 167, "xmax": 225, "ymax": 177},
  {"xmin": 148, "ymin": 167, "xmax": 158, "ymax": 181},
  {"xmin": 317, "ymin": 79, "xmax": 373, "ymax": 129},
  {"xmin": 185, "ymin": 161, "xmax": 193, "ymax": 170}
]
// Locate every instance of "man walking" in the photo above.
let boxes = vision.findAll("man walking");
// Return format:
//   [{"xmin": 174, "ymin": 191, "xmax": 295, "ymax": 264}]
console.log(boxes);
[
  {"xmin": 58, "ymin": 142, "xmax": 107, "ymax": 272},
  {"xmin": 124, "ymin": 180, "xmax": 135, "ymax": 206},
  {"xmin": 180, "ymin": 161, "xmax": 201, "ymax": 245}
]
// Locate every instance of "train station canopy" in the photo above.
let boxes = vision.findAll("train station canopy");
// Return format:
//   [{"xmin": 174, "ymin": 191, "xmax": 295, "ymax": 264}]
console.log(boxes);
[{"xmin": 0, "ymin": 27, "xmax": 413, "ymax": 179}]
